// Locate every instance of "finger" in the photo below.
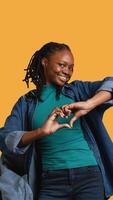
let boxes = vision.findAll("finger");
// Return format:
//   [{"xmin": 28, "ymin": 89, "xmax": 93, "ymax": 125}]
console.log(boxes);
[
  {"xmin": 62, "ymin": 103, "xmax": 74, "ymax": 110},
  {"xmin": 62, "ymin": 104, "xmax": 69, "ymax": 110},
  {"xmin": 51, "ymin": 107, "xmax": 65, "ymax": 118},
  {"xmin": 62, "ymin": 103, "xmax": 84, "ymax": 112},
  {"xmin": 58, "ymin": 123, "xmax": 71, "ymax": 129},
  {"xmin": 61, "ymin": 105, "xmax": 71, "ymax": 116},
  {"xmin": 48, "ymin": 112, "xmax": 58, "ymax": 121},
  {"xmin": 64, "ymin": 110, "xmax": 71, "ymax": 118},
  {"xmin": 51, "ymin": 107, "xmax": 61, "ymax": 114},
  {"xmin": 55, "ymin": 108, "xmax": 65, "ymax": 117},
  {"xmin": 56, "ymin": 111, "xmax": 65, "ymax": 118},
  {"xmin": 62, "ymin": 104, "xmax": 70, "ymax": 111},
  {"xmin": 69, "ymin": 116, "xmax": 78, "ymax": 128},
  {"xmin": 49, "ymin": 111, "xmax": 64, "ymax": 121}
]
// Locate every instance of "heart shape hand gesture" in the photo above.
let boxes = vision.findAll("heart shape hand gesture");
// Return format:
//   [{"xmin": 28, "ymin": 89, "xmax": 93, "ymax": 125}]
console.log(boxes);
[
  {"xmin": 61, "ymin": 100, "xmax": 93, "ymax": 127},
  {"xmin": 41, "ymin": 100, "xmax": 93, "ymax": 137}
]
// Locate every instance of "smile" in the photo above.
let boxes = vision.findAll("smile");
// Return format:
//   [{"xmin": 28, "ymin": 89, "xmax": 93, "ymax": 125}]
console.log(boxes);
[{"xmin": 57, "ymin": 75, "xmax": 68, "ymax": 82}]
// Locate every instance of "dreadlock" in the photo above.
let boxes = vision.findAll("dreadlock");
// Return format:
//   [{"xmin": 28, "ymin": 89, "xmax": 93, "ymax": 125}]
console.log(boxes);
[{"xmin": 23, "ymin": 42, "xmax": 71, "ymax": 100}]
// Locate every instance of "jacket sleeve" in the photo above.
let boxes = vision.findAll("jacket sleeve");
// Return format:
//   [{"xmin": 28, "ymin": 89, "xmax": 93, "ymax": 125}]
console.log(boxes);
[
  {"xmin": 94, "ymin": 77, "xmax": 113, "ymax": 111},
  {"xmin": 0, "ymin": 96, "xmax": 30, "ymax": 154},
  {"xmin": 87, "ymin": 77, "xmax": 113, "ymax": 110},
  {"xmin": 0, "ymin": 159, "xmax": 33, "ymax": 200},
  {"xmin": 75, "ymin": 76, "xmax": 113, "ymax": 112}
]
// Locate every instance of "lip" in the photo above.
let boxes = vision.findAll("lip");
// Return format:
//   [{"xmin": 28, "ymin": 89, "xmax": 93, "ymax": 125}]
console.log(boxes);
[{"xmin": 57, "ymin": 75, "xmax": 69, "ymax": 82}]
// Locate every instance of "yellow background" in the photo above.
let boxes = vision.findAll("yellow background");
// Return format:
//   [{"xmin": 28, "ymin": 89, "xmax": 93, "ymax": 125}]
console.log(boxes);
[{"xmin": 0, "ymin": 0, "xmax": 113, "ymax": 199}]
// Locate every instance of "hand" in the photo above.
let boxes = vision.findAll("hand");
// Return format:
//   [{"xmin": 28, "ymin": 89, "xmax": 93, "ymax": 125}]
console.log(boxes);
[
  {"xmin": 41, "ymin": 107, "xmax": 71, "ymax": 136},
  {"xmin": 62, "ymin": 100, "xmax": 93, "ymax": 127}
]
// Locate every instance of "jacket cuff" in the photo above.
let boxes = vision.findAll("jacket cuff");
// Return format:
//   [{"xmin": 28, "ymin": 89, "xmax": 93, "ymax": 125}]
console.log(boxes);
[
  {"xmin": 96, "ymin": 80, "xmax": 113, "ymax": 105},
  {"xmin": 5, "ymin": 131, "xmax": 30, "ymax": 154},
  {"xmin": 96, "ymin": 80, "xmax": 113, "ymax": 95}
]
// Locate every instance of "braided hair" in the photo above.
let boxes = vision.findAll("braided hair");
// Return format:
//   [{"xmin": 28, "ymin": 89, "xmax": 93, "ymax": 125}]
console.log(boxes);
[{"xmin": 23, "ymin": 42, "xmax": 71, "ymax": 100}]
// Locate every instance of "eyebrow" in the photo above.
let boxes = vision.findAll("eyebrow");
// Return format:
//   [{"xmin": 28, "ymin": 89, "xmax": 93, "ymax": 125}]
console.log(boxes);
[{"xmin": 58, "ymin": 61, "xmax": 74, "ymax": 66}]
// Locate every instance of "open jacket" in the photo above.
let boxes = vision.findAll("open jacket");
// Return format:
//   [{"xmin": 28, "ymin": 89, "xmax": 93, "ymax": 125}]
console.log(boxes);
[{"xmin": 0, "ymin": 77, "xmax": 113, "ymax": 200}]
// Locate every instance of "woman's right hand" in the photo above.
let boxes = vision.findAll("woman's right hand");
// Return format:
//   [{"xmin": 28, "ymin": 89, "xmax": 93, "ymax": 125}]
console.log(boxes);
[
  {"xmin": 18, "ymin": 107, "xmax": 71, "ymax": 147},
  {"xmin": 40, "ymin": 107, "xmax": 71, "ymax": 136}
]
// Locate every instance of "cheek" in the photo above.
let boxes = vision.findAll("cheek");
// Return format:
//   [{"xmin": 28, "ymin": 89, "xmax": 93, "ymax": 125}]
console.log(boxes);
[
  {"xmin": 53, "ymin": 67, "xmax": 61, "ymax": 73},
  {"xmin": 47, "ymin": 69, "xmax": 58, "ymax": 78},
  {"xmin": 47, "ymin": 65, "xmax": 61, "ymax": 77}
]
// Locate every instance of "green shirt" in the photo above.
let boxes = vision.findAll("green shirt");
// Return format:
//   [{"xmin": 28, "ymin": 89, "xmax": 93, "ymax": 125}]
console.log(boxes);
[{"xmin": 32, "ymin": 84, "xmax": 97, "ymax": 170}]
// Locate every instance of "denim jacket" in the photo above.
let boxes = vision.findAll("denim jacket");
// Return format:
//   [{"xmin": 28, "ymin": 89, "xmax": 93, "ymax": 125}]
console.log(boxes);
[{"xmin": 0, "ymin": 77, "xmax": 113, "ymax": 200}]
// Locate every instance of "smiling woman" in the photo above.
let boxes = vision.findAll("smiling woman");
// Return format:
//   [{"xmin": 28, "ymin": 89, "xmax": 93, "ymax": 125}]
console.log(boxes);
[
  {"xmin": 41, "ymin": 50, "xmax": 74, "ymax": 85},
  {"xmin": 23, "ymin": 42, "xmax": 74, "ymax": 99},
  {"xmin": 0, "ymin": 42, "xmax": 113, "ymax": 200}
]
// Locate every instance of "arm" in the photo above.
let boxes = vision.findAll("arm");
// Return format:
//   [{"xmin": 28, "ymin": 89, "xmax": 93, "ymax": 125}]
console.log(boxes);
[
  {"xmin": 82, "ymin": 76, "xmax": 113, "ymax": 109},
  {"xmin": 18, "ymin": 107, "xmax": 71, "ymax": 147},
  {"xmin": 72, "ymin": 76, "xmax": 113, "ymax": 106},
  {"xmin": 87, "ymin": 90, "xmax": 112, "ymax": 109},
  {"xmin": 0, "ymin": 96, "xmax": 29, "ymax": 154},
  {"xmin": 2, "ymin": 95, "xmax": 70, "ymax": 152},
  {"xmin": 62, "ymin": 82, "xmax": 113, "ymax": 127}
]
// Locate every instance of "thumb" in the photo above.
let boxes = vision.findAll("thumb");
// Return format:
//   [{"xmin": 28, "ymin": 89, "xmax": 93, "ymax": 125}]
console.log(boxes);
[
  {"xmin": 69, "ymin": 116, "xmax": 77, "ymax": 128},
  {"xmin": 58, "ymin": 123, "xmax": 71, "ymax": 129}
]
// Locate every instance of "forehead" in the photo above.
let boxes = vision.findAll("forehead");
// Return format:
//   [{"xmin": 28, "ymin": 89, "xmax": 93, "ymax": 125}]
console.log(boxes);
[{"xmin": 49, "ymin": 50, "xmax": 74, "ymax": 64}]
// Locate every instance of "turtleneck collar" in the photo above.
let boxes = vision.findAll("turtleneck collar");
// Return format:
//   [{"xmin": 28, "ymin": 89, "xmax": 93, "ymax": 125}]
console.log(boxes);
[{"xmin": 40, "ymin": 83, "xmax": 57, "ymax": 101}]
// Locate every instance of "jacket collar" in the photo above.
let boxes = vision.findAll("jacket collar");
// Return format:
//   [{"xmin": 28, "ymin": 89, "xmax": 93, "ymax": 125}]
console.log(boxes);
[{"xmin": 25, "ymin": 82, "xmax": 75, "ymax": 101}]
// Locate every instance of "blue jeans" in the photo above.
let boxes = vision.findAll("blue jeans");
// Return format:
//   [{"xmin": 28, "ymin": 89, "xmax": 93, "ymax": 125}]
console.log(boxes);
[{"xmin": 39, "ymin": 165, "xmax": 105, "ymax": 200}]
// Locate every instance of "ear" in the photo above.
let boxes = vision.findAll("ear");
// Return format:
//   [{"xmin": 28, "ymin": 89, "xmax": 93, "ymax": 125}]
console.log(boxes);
[{"xmin": 41, "ymin": 57, "xmax": 48, "ymax": 67}]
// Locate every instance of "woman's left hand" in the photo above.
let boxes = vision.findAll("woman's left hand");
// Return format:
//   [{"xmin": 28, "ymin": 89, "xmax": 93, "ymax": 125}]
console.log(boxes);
[{"xmin": 62, "ymin": 100, "xmax": 94, "ymax": 127}]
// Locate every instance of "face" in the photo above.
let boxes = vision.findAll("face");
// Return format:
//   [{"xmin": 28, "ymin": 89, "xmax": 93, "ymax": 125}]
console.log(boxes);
[{"xmin": 41, "ymin": 50, "xmax": 74, "ymax": 86}]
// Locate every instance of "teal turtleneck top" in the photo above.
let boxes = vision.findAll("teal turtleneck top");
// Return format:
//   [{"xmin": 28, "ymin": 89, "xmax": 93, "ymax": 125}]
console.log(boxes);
[{"xmin": 32, "ymin": 84, "xmax": 97, "ymax": 170}]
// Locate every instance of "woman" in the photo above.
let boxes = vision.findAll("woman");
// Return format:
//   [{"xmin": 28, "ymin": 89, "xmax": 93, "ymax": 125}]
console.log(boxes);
[{"xmin": 0, "ymin": 42, "xmax": 113, "ymax": 200}]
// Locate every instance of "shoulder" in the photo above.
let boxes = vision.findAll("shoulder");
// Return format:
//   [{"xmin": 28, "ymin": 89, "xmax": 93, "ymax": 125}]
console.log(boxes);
[
  {"xmin": 24, "ymin": 89, "xmax": 37, "ymax": 101},
  {"xmin": 13, "ymin": 89, "xmax": 37, "ymax": 107}
]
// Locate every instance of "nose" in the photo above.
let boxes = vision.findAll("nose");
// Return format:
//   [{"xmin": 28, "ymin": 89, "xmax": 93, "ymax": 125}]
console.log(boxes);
[{"xmin": 62, "ymin": 65, "xmax": 69, "ymax": 75}]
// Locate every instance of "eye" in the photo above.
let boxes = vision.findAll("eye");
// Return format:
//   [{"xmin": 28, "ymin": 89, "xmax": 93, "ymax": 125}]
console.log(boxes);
[{"xmin": 58, "ymin": 63, "xmax": 65, "ymax": 67}]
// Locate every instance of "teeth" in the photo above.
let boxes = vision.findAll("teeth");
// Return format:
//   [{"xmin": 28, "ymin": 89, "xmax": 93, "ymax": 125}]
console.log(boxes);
[
  {"xmin": 58, "ymin": 75, "xmax": 67, "ymax": 81},
  {"xmin": 58, "ymin": 75, "xmax": 67, "ymax": 78},
  {"xmin": 58, "ymin": 75, "xmax": 65, "ymax": 77}
]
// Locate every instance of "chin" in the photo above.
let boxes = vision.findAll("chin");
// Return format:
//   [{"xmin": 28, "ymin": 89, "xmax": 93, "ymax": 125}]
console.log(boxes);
[
  {"xmin": 52, "ymin": 77, "xmax": 68, "ymax": 87},
  {"xmin": 55, "ymin": 81, "xmax": 66, "ymax": 87}
]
